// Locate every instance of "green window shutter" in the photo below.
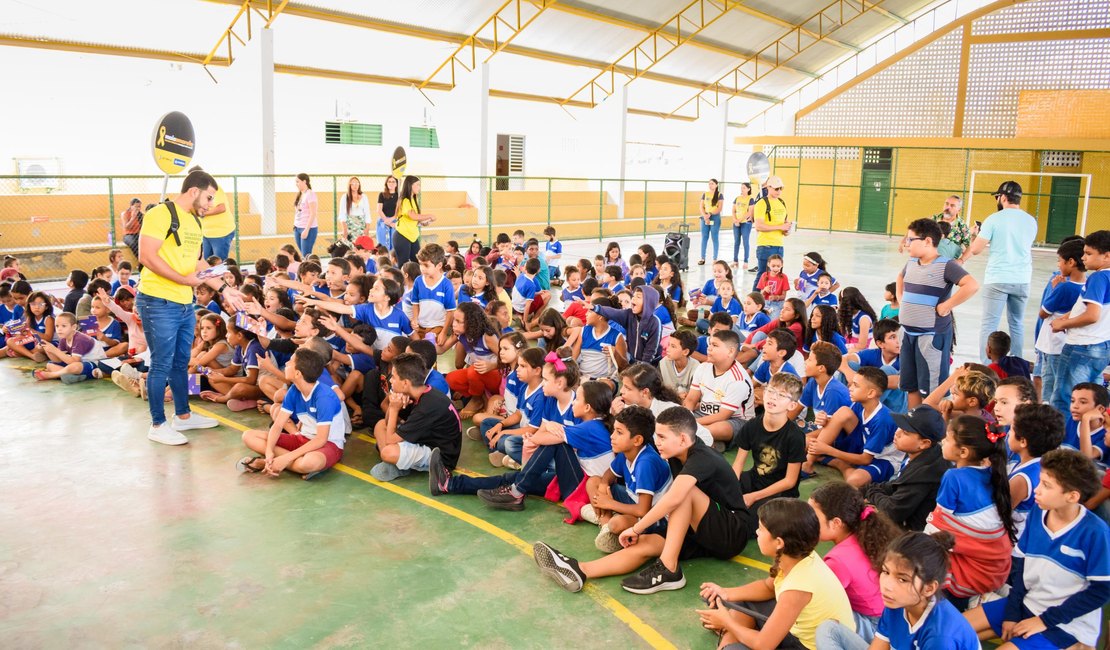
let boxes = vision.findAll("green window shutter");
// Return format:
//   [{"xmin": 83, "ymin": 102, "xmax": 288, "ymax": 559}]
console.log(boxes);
[
  {"xmin": 324, "ymin": 121, "xmax": 382, "ymax": 145},
  {"xmin": 409, "ymin": 126, "xmax": 440, "ymax": 149}
]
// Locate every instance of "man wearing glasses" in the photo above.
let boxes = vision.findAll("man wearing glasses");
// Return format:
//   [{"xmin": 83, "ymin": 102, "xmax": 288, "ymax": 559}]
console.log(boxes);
[{"xmin": 750, "ymin": 176, "xmax": 792, "ymax": 291}]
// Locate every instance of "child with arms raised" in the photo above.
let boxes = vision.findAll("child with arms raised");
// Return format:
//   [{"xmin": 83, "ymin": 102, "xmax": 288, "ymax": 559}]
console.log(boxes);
[{"xmin": 696, "ymin": 498, "xmax": 854, "ymax": 650}]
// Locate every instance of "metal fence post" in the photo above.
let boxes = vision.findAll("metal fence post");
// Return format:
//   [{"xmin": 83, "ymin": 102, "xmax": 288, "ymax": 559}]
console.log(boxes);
[
  {"xmin": 682, "ymin": 180, "xmax": 688, "ymax": 230},
  {"xmin": 546, "ymin": 177, "xmax": 552, "ymax": 227},
  {"xmin": 233, "ymin": 176, "xmax": 241, "ymax": 260},
  {"xmin": 487, "ymin": 176, "xmax": 493, "ymax": 244},
  {"xmin": 598, "ymin": 180, "xmax": 604, "ymax": 241},
  {"xmin": 829, "ymin": 149, "xmax": 837, "ymax": 232},
  {"xmin": 332, "ymin": 175, "xmax": 339, "ymax": 239},
  {"xmin": 107, "ymin": 177, "xmax": 116, "ymax": 247},
  {"xmin": 642, "ymin": 180, "xmax": 648, "ymax": 239}
]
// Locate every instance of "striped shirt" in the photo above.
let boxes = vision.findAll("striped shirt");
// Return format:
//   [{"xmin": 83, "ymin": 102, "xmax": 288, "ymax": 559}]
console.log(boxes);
[{"xmin": 899, "ymin": 256, "xmax": 968, "ymax": 334}]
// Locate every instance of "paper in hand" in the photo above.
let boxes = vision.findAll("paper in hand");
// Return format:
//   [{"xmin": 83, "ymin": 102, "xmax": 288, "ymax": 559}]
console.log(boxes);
[{"xmin": 196, "ymin": 264, "xmax": 229, "ymax": 280}]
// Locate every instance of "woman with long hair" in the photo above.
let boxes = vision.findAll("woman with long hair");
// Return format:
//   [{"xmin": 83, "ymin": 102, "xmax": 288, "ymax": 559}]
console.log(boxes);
[
  {"xmin": 339, "ymin": 176, "xmax": 370, "ymax": 242},
  {"xmin": 393, "ymin": 175, "xmax": 436, "ymax": 264},
  {"xmin": 698, "ymin": 178, "xmax": 723, "ymax": 265},
  {"xmin": 292, "ymin": 173, "xmax": 317, "ymax": 256},
  {"xmin": 376, "ymin": 175, "xmax": 399, "ymax": 252}
]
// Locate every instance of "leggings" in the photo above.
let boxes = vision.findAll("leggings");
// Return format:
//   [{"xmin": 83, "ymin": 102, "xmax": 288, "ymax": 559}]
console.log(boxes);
[
  {"xmin": 393, "ymin": 231, "xmax": 420, "ymax": 264},
  {"xmin": 732, "ymin": 222, "xmax": 752, "ymax": 264}
]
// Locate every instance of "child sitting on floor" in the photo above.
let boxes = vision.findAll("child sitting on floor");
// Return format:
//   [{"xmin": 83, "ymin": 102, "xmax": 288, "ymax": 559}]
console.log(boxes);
[
  {"xmin": 732, "ymin": 372, "xmax": 806, "ymax": 511},
  {"xmin": 33, "ymin": 312, "xmax": 105, "ymax": 383},
  {"xmin": 1008, "ymin": 404, "xmax": 1065, "ymax": 541}
]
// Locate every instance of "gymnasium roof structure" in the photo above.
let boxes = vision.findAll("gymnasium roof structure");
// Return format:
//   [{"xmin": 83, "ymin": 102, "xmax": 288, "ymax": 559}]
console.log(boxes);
[{"xmin": 1, "ymin": 0, "xmax": 947, "ymax": 122}]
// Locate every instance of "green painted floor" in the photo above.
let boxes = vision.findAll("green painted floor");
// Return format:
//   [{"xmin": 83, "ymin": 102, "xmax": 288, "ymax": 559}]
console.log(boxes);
[{"xmin": 0, "ymin": 357, "xmax": 835, "ymax": 649}]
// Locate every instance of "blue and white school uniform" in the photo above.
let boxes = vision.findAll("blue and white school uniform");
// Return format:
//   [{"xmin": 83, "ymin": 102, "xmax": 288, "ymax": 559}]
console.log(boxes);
[
  {"xmin": 458, "ymin": 287, "xmax": 492, "ymax": 309},
  {"xmin": 461, "ymin": 334, "xmax": 497, "ymax": 366},
  {"xmin": 735, "ymin": 311, "xmax": 770, "ymax": 338},
  {"xmin": 811, "ymin": 291, "xmax": 838, "ymax": 308},
  {"xmin": 655, "ymin": 305, "xmax": 675, "ymax": 338},
  {"xmin": 874, "ymin": 597, "xmax": 980, "ymax": 649},
  {"xmin": 605, "ymin": 281, "xmax": 625, "ymax": 293},
  {"xmin": 560, "ymin": 285, "xmax": 584, "ymax": 303},
  {"xmin": 837, "ymin": 401, "xmax": 896, "ymax": 458},
  {"xmin": 518, "ymin": 384, "xmax": 547, "ymax": 428},
  {"xmin": 1062, "ymin": 418, "xmax": 1107, "ymax": 462},
  {"xmin": 858, "ymin": 403, "xmax": 905, "ymax": 483},
  {"xmin": 849, "ymin": 310, "xmax": 873, "ymax": 346},
  {"xmin": 579, "ymin": 324, "xmax": 624, "ymax": 381},
  {"xmin": 563, "ymin": 419, "xmax": 615, "ymax": 477},
  {"xmin": 1009, "ymin": 457, "xmax": 1041, "ymax": 540},
  {"xmin": 503, "ymin": 369, "xmax": 523, "ymax": 415},
  {"xmin": 280, "ymin": 381, "xmax": 345, "ymax": 449},
  {"xmin": 410, "ymin": 274, "xmax": 456, "ymax": 330},
  {"xmin": 353, "ymin": 303, "xmax": 412, "ymax": 351},
  {"xmin": 751, "ymin": 359, "xmax": 798, "ymax": 385},
  {"xmin": 611, "ymin": 445, "xmax": 671, "ymax": 503},
  {"xmin": 797, "ymin": 269, "xmax": 834, "ymax": 301},
  {"xmin": 982, "ymin": 508, "xmax": 1110, "ymax": 649},
  {"xmin": 711, "ymin": 296, "xmax": 742, "ymax": 321},
  {"xmin": 539, "ymin": 392, "xmax": 581, "ymax": 430},
  {"xmin": 657, "ymin": 283, "xmax": 682, "ymax": 304},
  {"xmin": 511, "ymin": 274, "xmax": 539, "ymax": 314},
  {"xmin": 231, "ymin": 339, "xmax": 265, "ymax": 374},
  {"xmin": 401, "ymin": 286, "xmax": 414, "ymax": 320},
  {"xmin": 799, "ymin": 377, "xmax": 851, "ymax": 432},
  {"xmin": 853, "ymin": 348, "xmax": 907, "ymax": 414},
  {"xmin": 803, "ymin": 331, "xmax": 848, "ymax": 355},
  {"xmin": 698, "ymin": 278, "xmax": 721, "ymax": 300}
]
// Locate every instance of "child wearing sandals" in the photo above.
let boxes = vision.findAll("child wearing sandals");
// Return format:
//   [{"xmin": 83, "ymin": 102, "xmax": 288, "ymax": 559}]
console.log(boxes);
[
  {"xmin": 237, "ymin": 349, "xmax": 344, "ymax": 479},
  {"xmin": 816, "ymin": 531, "xmax": 981, "ymax": 649},
  {"xmin": 438, "ymin": 302, "xmax": 501, "ymax": 420},
  {"xmin": 695, "ymin": 498, "xmax": 854, "ymax": 650},
  {"xmin": 466, "ymin": 331, "xmax": 527, "ymax": 445},
  {"xmin": 200, "ymin": 318, "xmax": 265, "ymax": 411}
]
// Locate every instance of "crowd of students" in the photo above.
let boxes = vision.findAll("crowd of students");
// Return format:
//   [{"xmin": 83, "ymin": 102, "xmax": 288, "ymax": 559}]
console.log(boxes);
[{"xmin": 2, "ymin": 212, "xmax": 1109, "ymax": 650}]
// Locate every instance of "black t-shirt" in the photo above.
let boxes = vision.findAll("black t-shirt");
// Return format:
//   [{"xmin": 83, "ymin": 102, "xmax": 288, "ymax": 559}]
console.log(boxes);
[
  {"xmin": 378, "ymin": 193, "xmax": 398, "ymax": 219},
  {"xmin": 397, "ymin": 387, "xmax": 462, "ymax": 468},
  {"xmin": 668, "ymin": 439, "xmax": 747, "ymax": 511},
  {"xmin": 737, "ymin": 417, "xmax": 806, "ymax": 498}
]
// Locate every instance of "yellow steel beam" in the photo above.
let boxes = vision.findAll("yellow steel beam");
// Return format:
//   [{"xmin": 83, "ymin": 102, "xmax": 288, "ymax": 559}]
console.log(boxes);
[
  {"xmin": 562, "ymin": 0, "xmax": 742, "ymax": 107},
  {"xmin": 667, "ymin": 0, "xmax": 889, "ymax": 119},
  {"xmin": 200, "ymin": 0, "xmax": 785, "ymax": 99},
  {"xmin": 966, "ymin": 27, "xmax": 1110, "ymax": 43},
  {"xmin": 870, "ymin": 5, "xmax": 908, "ymax": 24},
  {"xmin": 419, "ymin": 0, "xmax": 555, "ymax": 89},
  {"xmin": 729, "ymin": 4, "xmax": 860, "ymax": 52},
  {"xmin": 0, "ymin": 32, "xmax": 228, "ymax": 65},
  {"xmin": 203, "ymin": 0, "xmax": 290, "ymax": 67}
]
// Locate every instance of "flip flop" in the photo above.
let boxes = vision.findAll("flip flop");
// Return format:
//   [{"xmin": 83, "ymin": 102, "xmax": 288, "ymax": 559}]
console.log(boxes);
[
  {"xmin": 32, "ymin": 369, "xmax": 48, "ymax": 381},
  {"xmin": 236, "ymin": 456, "xmax": 265, "ymax": 473}
]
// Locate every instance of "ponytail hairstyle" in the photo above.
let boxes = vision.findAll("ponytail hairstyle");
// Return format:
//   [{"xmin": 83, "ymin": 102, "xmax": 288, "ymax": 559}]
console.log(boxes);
[
  {"xmin": 810, "ymin": 482, "xmax": 901, "ymax": 572},
  {"xmin": 883, "ymin": 531, "xmax": 955, "ymax": 605},
  {"xmin": 579, "ymin": 380, "xmax": 615, "ymax": 429},
  {"xmin": 294, "ymin": 172, "xmax": 311, "ymax": 207},
  {"xmin": 620, "ymin": 362, "xmax": 682, "ymax": 405},
  {"xmin": 803, "ymin": 251, "xmax": 828, "ymax": 272},
  {"xmin": 537, "ymin": 308, "xmax": 569, "ymax": 350},
  {"xmin": 712, "ymin": 260, "xmax": 734, "ymax": 282},
  {"xmin": 457, "ymin": 301, "xmax": 498, "ymax": 345},
  {"xmin": 758, "ymin": 498, "xmax": 820, "ymax": 579},
  {"xmin": 781, "ymin": 297, "xmax": 807, "ymax": 327},
  {"xmin": 519, "ymin": 346, "xmax": 546, "ymax": 373},
  {"xmin": 707, "ymin": 178, "xmax": 722, "ymax": 205},
  {"xmin": 498, "ymin": 330, "xmax": 528, "ymax": 370},
  {"xmin": 545, "ymin": 346, "xmax": 581, "ymax": 389},
  {"xmin": 746, "ymin": 291, "xmax": 768, "ymax": 316},
  {"xmin": 400, "ymin": 175, "xmax": 421, "ymax": 213},
  {"xmin": 199, "ymin": 313, "xmax": 228, "ymax": 352},
  {"xmin": 837, "ymin": 287, "xmax": 877, "ymax": 337},
  {"xmin": 638, "ymin": 244, "xmax": 658, "ymax": 272},
  {"xmin": 949, "ymin": 415, "xmax": 1017, "ymax": 543}
]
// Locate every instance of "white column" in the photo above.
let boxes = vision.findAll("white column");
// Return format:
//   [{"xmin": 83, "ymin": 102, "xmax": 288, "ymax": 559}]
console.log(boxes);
[
  {"xmin": 594, "ymin": 85, "xmax": 628, "ymax": 217},
  {"xmin": 435, "ymin": 62, "xmax": 491, "ymax": 230},
  {"xmin": 258, "ymin": 29, "xmax": 276, "ymax": 235}
]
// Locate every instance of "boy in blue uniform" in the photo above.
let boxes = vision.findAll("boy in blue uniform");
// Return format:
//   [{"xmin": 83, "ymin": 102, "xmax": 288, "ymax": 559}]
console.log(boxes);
[
  {"xmin": 1050, "ymin": 230, "xmax": 1110, "ymax": 413},
  {"xmin": 410, "ymin": 243, "xmax": 456, "ymax": 345},
  {"xmin": 237, "ymin": 349, "xmax": 345, "ymax": 478},
  {"xmin": 965, "ymin": 449, "xmax": 1110, "ymax": 650},
  {"xmin": 843, "ymin": 318, "xmax": 907, "ymax": 414},
  {"xmin": 512, "ymin": 257, "xmax": 543, "ymax": 331},
  {"xmin": 796, "ymin": 341, "xmax": 851, "ymax": 432},
  {"xmin": 543, "ymin": 226, "xmax": 562, "ymax": 283},
  {"xmin": 1062, "ymin": 382, "xmax": 1109, "ymax": 463},
  {"xmin": 750, "ymin": 329, "xmax": 799, "ymax": 406},
  {"xmin": 1034, "ymin": 238, "xmax": 1085, "ymax": 404}
]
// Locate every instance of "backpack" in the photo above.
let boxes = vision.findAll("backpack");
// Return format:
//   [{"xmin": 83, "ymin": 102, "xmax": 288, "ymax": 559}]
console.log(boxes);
[
  {"xmin": 762, "ymin": 196, "xmax": 787, "ymax": 220},
  {"xmin": 163, "ymin": 200, "xmax": 201, "ymax": 246}
]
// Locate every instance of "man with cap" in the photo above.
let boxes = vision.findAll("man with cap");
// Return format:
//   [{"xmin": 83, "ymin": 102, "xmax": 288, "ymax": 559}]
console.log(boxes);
[
  {"xmin": 119, "ymin": 198, "xmax": 143, "ymax": 258},
  {"xmin": 750, "ymin": 176, "xmax": 791, "ymax": 291},
  {"xmin": 861, "ymin": 405, "xmax": 949, "ymax": 531},
  {"xmin": 960, "ymin": 181, "xmax": 1038, "ymax": 361}
]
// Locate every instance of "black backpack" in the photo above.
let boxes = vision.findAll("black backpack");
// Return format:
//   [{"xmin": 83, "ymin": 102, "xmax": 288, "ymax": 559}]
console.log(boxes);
[{"xmin": 163, "ymin": 200, "xmax": 201, "ymax": 246}]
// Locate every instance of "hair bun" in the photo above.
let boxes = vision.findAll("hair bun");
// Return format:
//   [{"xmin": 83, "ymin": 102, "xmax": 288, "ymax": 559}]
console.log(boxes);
[{"xmin": 929, "ymin": 530, "xmax": 956, "ymax": 553}]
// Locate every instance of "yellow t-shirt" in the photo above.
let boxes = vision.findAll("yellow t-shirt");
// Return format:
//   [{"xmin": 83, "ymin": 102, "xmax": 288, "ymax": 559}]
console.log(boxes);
[
  {"xmin": 701, "ymin": 193, "xmax": 721, "ymax": 216},
  {"xmin": 774, "ymin": 551, "xmax": 855, "ymax": 650},
  {"xmin": 395, "ymin": 197, "xmax": 420, "ymax": 243},
  {"xmin": 138, "ymin": 202, "xmax": 203, "ymax": 304},
  {"xmin": 201, "ymin": 188, "xmax": 235, "ymax": 238},
  {"xmin": 755, "ymin": 197, "xmax": 788, "ymax": 247}
]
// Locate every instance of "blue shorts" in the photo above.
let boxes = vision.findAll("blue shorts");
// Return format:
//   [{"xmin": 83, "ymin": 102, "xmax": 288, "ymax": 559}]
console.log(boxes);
[
  {"xmin": 982, "ymin": 598, "xmax": 1077, "ymax": 649},
  {"xmin": 611, "ymin": 483, "xmax": 666, "ymax": 535},
  {"xmin": 48, "ymin": 360, "xmax": 97, "ymax": 378},
  {"xmin": 860, "ymin": 458, "xmax": 895, "ymax": 483}
]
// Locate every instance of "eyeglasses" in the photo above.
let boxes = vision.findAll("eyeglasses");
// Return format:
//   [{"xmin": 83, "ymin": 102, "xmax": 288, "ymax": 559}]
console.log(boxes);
[
  {"xmin": 765, "ymin": 389, "xmax": 794, "ymax": 402},
  {"xmin": 904, "ymin": 236, "xmax": 924, "ymax": 244},
  {"xmin": 769, "ymin": 186, "xmax": 784, "ymax": 191}
]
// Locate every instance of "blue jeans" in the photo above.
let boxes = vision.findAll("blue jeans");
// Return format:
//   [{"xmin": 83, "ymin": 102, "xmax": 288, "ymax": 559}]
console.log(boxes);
[
  {"xmin": 293, "ymin": 226, "xmax": 318, "ymax": 257},
  {"xmin": 447, "ymin": 442, "xmax": 584, "ymax": 499},
  {"xmin": 1040, "ymin": 352, "xmax": 1061, "ymax": 408},
  {"xmin": 699, "ymin": 214, "xmax": 721, "ymax": 261},
  {"xmin": 979, "ymin": 282, "xmax": 1030, "ymax": 360},
  {"xmin": 202, "ymin": 232, "xmax": 235, "ymax": 261},
  {"xmin": 814, "ymin": 619, "xmax": 869, "ymax": 650},
  {"xmin": 136, "ymin": 293, "xmax": 197, "ymax": 426},
  {"xmin": 732, "ymin": 222, "xmax": 752, "ymax": 264},
  {"xmin": 752, "ymin": 245, "xmax": 783, "ymax": 291},
  {"xmin": 1053, "ymin": 341, "xmax": 1110, "ymax": 414}
]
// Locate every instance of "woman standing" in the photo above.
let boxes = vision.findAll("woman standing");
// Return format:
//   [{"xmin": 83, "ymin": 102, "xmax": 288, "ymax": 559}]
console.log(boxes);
[
  {"xmin": 376, "ymin": 175, "xmax": 399, "ymax": 252},
  {"xmin": 292, "ymin": 173, "xmax": 318, "ymax": 257},
  {"xmin": 339, "ymin": 176, "xmax": 370, "ymax": 243},
  {"xmin": 119, "ymin": 198, "xmax": 143, "ymax": 258},
  {"xmin": 393, "ymin": 175, "xmax": 435, "ymax": 264},
  {"xmin": 697, "ymin": 178, "xmax": 723, "ymax": 265},
  {"xmin": 732, "ymin": 182, "xmax": 755, "ymax": 271}
]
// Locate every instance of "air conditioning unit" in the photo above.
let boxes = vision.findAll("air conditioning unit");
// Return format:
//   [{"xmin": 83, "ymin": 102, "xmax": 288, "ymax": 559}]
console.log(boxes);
[{"xmin": 15, "ymin": 158, "xmax": 61, "ymax": 191}]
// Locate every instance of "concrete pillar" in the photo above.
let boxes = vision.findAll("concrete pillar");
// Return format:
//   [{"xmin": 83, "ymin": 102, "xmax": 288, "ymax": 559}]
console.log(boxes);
[
  {"xmin": 258, "ymin": 29, "xmax": 276, "ymax": 235},
  {"xmin": 594, "ymin": 85, "xmax": 628, "ymax": 217},
  {"xmin": 435, "ymin": 62, "xmax": 491, "ymax": 233}
]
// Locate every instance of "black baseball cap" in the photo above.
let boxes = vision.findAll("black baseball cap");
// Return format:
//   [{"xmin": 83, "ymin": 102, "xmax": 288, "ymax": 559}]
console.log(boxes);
[
  {"xmin": 890, "ymin": 405, "xmax": 946, "ymax": 443},
  {"xmin": 992, "ymin": 181, "xmax": 1022, "ymax": 201}
]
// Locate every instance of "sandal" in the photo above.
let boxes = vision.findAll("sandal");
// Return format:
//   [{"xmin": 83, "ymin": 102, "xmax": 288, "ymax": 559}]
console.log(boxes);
[
  {"xmin": 256, "ymin": 399, "xmax": 273, "ymax": 414},
  {"xmin": 697, "ymin": 259, "xmax": 706, "ymax": 265},
  {"xmin": 236, "ymin": 456, "xmax": 266, "ymax": 473},
  {"xmin": 32, "ymin": 369, "xmax": 48, "ymax": 381}
]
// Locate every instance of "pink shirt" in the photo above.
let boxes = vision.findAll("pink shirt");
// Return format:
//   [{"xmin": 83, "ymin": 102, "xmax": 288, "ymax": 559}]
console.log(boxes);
[
  {"xmin": 294, "ymin": 189, "xmax": 317, "ymax": 229},
  {"xmin": 824, "ymin": 534, "xmax": 883, "ymax": 617}
]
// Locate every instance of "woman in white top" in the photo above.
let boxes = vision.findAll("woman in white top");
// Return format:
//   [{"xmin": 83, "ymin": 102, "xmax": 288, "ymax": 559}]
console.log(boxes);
[
  {"xmin": 339, "ymin": 176, "xmax": 371, "ymax": 242},
  {"xmin": 292, "ymin": 173, "xmax": 318, "ymax": 257}
]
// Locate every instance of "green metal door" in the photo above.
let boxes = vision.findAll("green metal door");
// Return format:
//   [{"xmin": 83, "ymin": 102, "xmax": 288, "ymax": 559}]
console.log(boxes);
[
  {"xmin": 1046, "ymin": 176, "xmax": 1081, "ymax": 244},
  {"xmin": 858, "ymin": 169, "xmax": 892, "ymax": 233}
]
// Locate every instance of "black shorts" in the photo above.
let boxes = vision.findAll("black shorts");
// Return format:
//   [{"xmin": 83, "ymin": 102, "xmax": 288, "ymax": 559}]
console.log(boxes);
[{"xmin": 680, "ymin": 500, "xmax": 755, "ymax": 561}]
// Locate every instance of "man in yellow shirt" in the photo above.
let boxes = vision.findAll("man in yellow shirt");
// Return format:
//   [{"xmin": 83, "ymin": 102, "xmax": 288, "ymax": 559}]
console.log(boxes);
[
  {"xmin": 137, "ymin": 169, "xmax": 246, "ymax": 446},
  {"xmin": 190, "ymin": 166, "xmax": 235, "ymax": 261},
  {"xmin": 751, "ymin": 175, "xmax": 792, "ymax": 291}
]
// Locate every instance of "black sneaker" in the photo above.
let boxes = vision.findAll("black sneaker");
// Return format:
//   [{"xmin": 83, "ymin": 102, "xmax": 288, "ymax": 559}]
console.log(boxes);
[
  {"xmin": 620, "ymin": 559, "xmax": 686, "ymax": 594},
  {"xmin": 428, "ymin": 448, "xmax": 451, "ymax": 497},
  {"xmin": 532, "ymin": 542, "xmax": 585, "ymax": 592},
  {"xmin": 477, "ymin": 485, "xmax": 525, "ymax": 511}
]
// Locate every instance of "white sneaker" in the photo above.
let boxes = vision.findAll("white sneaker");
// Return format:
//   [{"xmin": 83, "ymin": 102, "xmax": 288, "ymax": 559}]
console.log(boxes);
[
  {"xmin": 579, "ymin": 504, "xmax": 600, "ymax": 525},
  {"xmin": 172, "ymin": 413, "xmax": 219, "ymax": 431},
  {"xmin": 148, "ymin": 424, "xmax": 188, "ymax": 446}
]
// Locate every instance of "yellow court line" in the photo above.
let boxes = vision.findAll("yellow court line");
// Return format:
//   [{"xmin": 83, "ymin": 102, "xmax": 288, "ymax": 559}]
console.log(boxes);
[{"xmin": 189, "ymin": 405, "xmax": 677, "ymax": 650}]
